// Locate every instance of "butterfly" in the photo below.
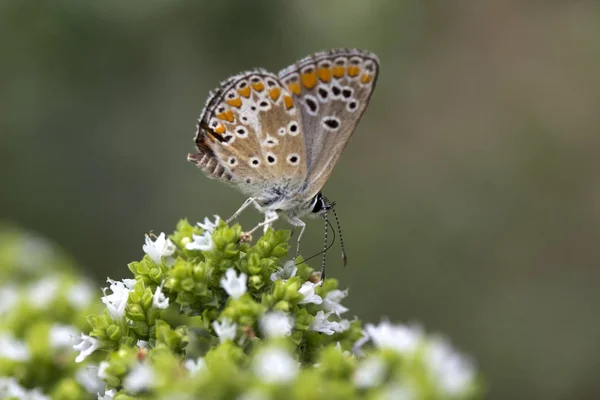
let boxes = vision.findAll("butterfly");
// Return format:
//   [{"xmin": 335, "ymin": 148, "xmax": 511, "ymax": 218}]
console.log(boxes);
[{"xmin": 188, "ymin": 48, "xmax": 379, "ymax": 279}]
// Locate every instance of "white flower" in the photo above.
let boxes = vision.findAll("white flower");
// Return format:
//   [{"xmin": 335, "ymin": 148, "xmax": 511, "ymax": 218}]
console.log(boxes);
[
  {"xmin": 143, "ymin": 232, "xmax": 176, "ymax": 265},
  {"xmin": 310, "ymin": 311, "xmax": 349, "ymax": 335},
  {"xmin": 49, "ymin": 324, "xmax": 78, "ymax": 349},
  {"xmin": 260, "ymin": 311, "xmax": 294, "ymax": 338},
  {"xmin": 270, "ymin": 260, "xmax": 298, "ymax": 282},
  {"xmin": 73, "ymin": 334, "xmax": 100, "ymax": 363},
  {"xmin": 184, "ymin": 357, "xmax": 206, "ymax": 375},
  {"xmin": 353, "ymin": 356, "xmax": 387, "ymax": 388},
  {"xmin": 252, "ymin": 347, "xmax": 299, "ymax": 384},
  {"xmin": 323, "ymin": 289, "xmax": 349, "ymax": 315},
  {"xmin": 365, "ymin": 321, "xmax": 422, "ymax": 355},
  {"xmin": 236, "ymin": 390, "xmax": 269, "ymax": 400},
  {"xmin": 212, "ymin": 318, "xmax": 237, "ymax": 343},
  {"xmin": 186, "ymin": 230, "xmax": 213, "ymax": 252},
  {"xmin": 67, "ymin": 282, "xmax": 94, "ymax": 309},
  {"xmin": 76, "ymin": 364, "xmax": 105, "ymax": 394},
  {"xmin": 0, "ymin": 286, "xmax": 18, "ymax": 316},
  {"xmin": 352, "ymin": 333, "xmax": 371, "ymax": 356},
  {"xmin": 28, "ymin": 277, "xmax": 60, "ymax": 308},
  {"xmin": 0, "ymin": 377, "xmax": 49, "ymax": 400},
  {"xmin": 123, "ymin": 363, "xmax": 155, "ymax": 393},
  {"xmin": 382, "ymin": 384, "xmax": 415, "ymax": 400},
  {"xmin": 98, "ymin": 389, "xmax": 117, "ymax": 400},
  {"xmin": 298, "ymin": 281, "xmax": 322, "ymax": 305},
  {"xmin": 220, "ymin": 268, "xmax": 247, "ymax": 300},
  {"xmin": 97, "ymin": 361, "xmax": 110, "ymax": 380},
  {"xmin": 101, "ymin": 279, "xmax": 130, "ymax": 321},
  {"xmin": 122, "ymin": 278, "xmax": 136, "ymax": 290},
  {"xmin": 152, "ymin": 285, "xmax": 169, "ymax": 309},
  {"xmin": 0, "ymin": 334, "xmax": 30, "ymax": 361},
  {"xmin": 136, "ymin": 339, "xmax": 149, "ymax": 349},
  {"xmin": 198, "ymin": 215, "xmax": 220, "ymax": 233},
  {"xmin": 425, "ymin": 338, "xmax": 475, "ymax": 395}
]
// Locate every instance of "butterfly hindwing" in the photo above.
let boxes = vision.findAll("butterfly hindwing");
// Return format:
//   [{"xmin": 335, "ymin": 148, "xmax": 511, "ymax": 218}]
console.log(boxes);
[
  {"xmin": 278, "ymin": 48, "xmax": 380, "ymax": 199},
  {"xmin": 189, "ymin": 70, "xmax": 308, "ymax": 199}
]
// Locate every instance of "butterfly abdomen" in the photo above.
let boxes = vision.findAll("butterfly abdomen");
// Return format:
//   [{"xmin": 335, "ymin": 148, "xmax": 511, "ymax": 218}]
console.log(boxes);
[{"xmin": 187, "ymin": 151, "xmax": 232, "ymax": 181}]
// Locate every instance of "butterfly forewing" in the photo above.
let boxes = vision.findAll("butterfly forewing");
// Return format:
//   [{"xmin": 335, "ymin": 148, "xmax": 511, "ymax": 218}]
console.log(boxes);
[
  {"xmin": 278, "ymin": 49, "xmax": 380, "ymax": 200},
  {"xmin": 189, "ymin": 69, "xmax": 308, "ymax": 200}
]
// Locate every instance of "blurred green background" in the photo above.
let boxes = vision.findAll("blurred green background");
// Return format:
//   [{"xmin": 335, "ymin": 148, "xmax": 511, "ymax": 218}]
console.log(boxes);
[{"xmin": 2, "ymin": 0, "xmax": 600, "ymax": 398}]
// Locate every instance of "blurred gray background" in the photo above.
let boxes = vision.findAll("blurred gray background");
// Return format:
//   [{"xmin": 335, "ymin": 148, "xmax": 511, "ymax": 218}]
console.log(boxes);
[{"xmin": 2, "ymin": 1, "xmax": 600, "ymax": 398}]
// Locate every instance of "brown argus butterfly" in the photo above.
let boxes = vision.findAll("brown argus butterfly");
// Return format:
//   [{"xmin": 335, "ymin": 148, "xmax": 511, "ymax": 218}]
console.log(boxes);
[{"xmin": 188, "ymin": 48, "xmax": 379, "ymax": 279}]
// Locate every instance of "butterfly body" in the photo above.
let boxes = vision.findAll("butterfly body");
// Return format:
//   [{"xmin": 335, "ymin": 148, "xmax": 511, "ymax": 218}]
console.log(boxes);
[{"xmin": 189, "ymin": 49, "xmax": 379, "ymax": 271}]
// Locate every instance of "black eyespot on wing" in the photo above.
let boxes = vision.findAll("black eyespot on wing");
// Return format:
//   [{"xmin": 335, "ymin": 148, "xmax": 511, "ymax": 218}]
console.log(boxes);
[
  {"xmin": 331, "ymin": 86, "xmax": 341, "ymax": 96},
  {"xmin": 342, "ymin": 88, "xmax": 352, "ymax": 98},
  {"xmin": 305, "ymin": 97, "xmax": 318, "ymax": 113},
  {"xmin": 289, "ymin": 123, "xmax": 298, "ymax": 133},
  {"xmin": 318, "ymin": 88, "xmax": 328, "ymax": 100},
  {"xmin": 267, "ymin": 155, "xmax": 275, "ymax": 163},
  {"xmin": 323, "ymin": 117, "xmax": 340, "ymax": 130}
]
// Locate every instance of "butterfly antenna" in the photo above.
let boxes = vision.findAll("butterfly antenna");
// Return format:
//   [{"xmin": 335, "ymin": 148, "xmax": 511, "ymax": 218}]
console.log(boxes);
[
  {"xmin": 330, "ymin": 206, "xmax": 347, "ymax": 266},
  {"xmin": 297, "ymin": 217, "xmax": 336, "ymax": 265},
  {"xmin": 320, "ymin": 210, "xmax": 330, "ymax": 281}
]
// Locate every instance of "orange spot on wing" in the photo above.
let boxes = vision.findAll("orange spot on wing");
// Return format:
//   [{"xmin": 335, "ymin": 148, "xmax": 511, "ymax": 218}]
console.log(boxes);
[
  {"xmin": 269, "ymin": 87, "xmax": 281, "ymax": 101},
  {"xmin": 217, "ymin": 110, "xmax": 234, "ymax": 122},
  {"xmin": 360, "ymin": 74, "xmax": 373, "ymax": 84},
  {"xmin": 214, "ymin": 124, "xmax": 226, "ymax": 134},
  {"xmin": 226, "ymin": 97, "xmax": 242, "ymax": 108},
  {"xmin": 301, "ymin": 71, "xmax": 317, "ymax": 89},
  {"xmin": 333, "ymin": 66, "xmax": 346, "ymax": 78},
  {"xmin": 251, "ymin": 82, "xmax": 265, "ymax": 92},
  {"xmin": 238, "ymin": 86, "xmax": 251, "ymax": 98},
  {"xmin": 287, "ymin": 82, "xmax": 301, "ymax": 95},
  {"xmin": 283, "ymin": 95, "xmax": 294, "ymax": 110},
  {"xmin": 317, "ymin": 67, "xmax": 332, "ymax": 82},
  {"xmin": 348, "ymin": 65, "xmax": 361, "ymax": 77}
]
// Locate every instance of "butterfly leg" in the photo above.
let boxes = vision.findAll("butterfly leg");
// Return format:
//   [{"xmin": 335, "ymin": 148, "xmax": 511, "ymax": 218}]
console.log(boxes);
[
  {"xmin": 226, "ymin": 197, "xmax": 259, "ymax": 224},
  {"xmin": 286, "ymin": 216, "xmax": 306, "ymax": 261}
]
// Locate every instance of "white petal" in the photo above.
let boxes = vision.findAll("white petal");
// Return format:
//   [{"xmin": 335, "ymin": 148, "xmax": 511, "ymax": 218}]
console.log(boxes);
[
  {"xmin": 353, "ymin": 356, "xmax": 387, "ymax": 388},
  {"xmin": 365, "ymin": 321, "xmax": 422, "ymax": 354},
  {"xmin": 152, "ymin": 285, "xmax": 169, "ymax": 309},
  {"xmin": 0, "ymin": 334, "xmax": 30, "ymax": 361},
  {"xmin": 73, "ymin": 334, "xmax": 100, "ymax": 363},
  {"xmin": 220, "ymin": 268, "xmax": 247, "ymax": 300},
  {"xmin": 323, "ymin": 289, "xmax": 349, "ymax": 315},
  {"xmin": 260, "ymin": 311, "xmax": 294, "ymax": 338},
  {"xmin": 186, "ymin": 231, "xmax": 213, "ymax": 251},
  {"xmin": 123, "ymin": 363, "xmax": 155, "ymax": 393},
  {"xmin": 425, "ymin": 338, "xmax": 475, "ymax": 395},
  {"xmin": 270, "ymin": 260, "xmax": 298, "ymax": 282},
  {"xmin": 298, "ymin": 282, "xmax": 322, "ymax": 305},
  {"xmin": 143, "ymin": 233, "xmax": 176, "ymax": 265},
  {"xmin": 76, "ymin": 364, "xmax": 105, "ymax": 394},
  {"xmin": 49, "ymin": 324, "xmax": 78, "ymax": 349},
  {"xmin": 252, "ymin": 348, "xmax": 299, "ymax": 384},
  {"xmin": 184, "ymin": 357, "xmax": 206, "ymax": 375},
  {"xmin": 198, "ymin": 215, "xmax": 220, "ymax": 233},
  {"xmin": 101, "ymin": 279, "xmax": 130, "ymax": 321},
  {"xmin": 212, "ymin": 319, "xmax": 237, "ymax": 343}
]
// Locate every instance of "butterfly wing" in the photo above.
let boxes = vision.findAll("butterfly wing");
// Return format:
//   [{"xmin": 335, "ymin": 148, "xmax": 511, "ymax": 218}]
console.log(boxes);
[
  {"xmin": 188, "ymin": 69, "xmax": 309, "ymax": 204},
  {"xmin": 278, "ymin": 48, "xmax": 380, "ymax": 200}
]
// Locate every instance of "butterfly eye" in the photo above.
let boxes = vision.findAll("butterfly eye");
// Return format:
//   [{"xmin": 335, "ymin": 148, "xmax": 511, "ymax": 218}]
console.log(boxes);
[
  {"xmin": 286, "ymin": 153, "xmax": 300, "ymax": 166},
  {"xmin": 322, "ymin": 116, "xmax": 340, "ymax": 131},
  {"xmin": 287, "ymin": 121, "xmax": 299, "ymax": 136}
]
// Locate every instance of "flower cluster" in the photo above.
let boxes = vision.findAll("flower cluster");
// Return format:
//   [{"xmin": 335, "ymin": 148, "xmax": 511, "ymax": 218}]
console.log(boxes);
[
  {"xmin": 0, "ymin": 219, "xmax": 482, "ymax": 399},
  {"xmin": 0, "ymin": 225, "xmax": 104, "ymax": 399}
]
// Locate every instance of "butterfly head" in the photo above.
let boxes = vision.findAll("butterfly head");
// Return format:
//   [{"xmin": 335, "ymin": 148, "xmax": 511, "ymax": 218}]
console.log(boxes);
[{"xmin": 308, "ymin": 192, "xmax": 335, "ymax": 216}]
